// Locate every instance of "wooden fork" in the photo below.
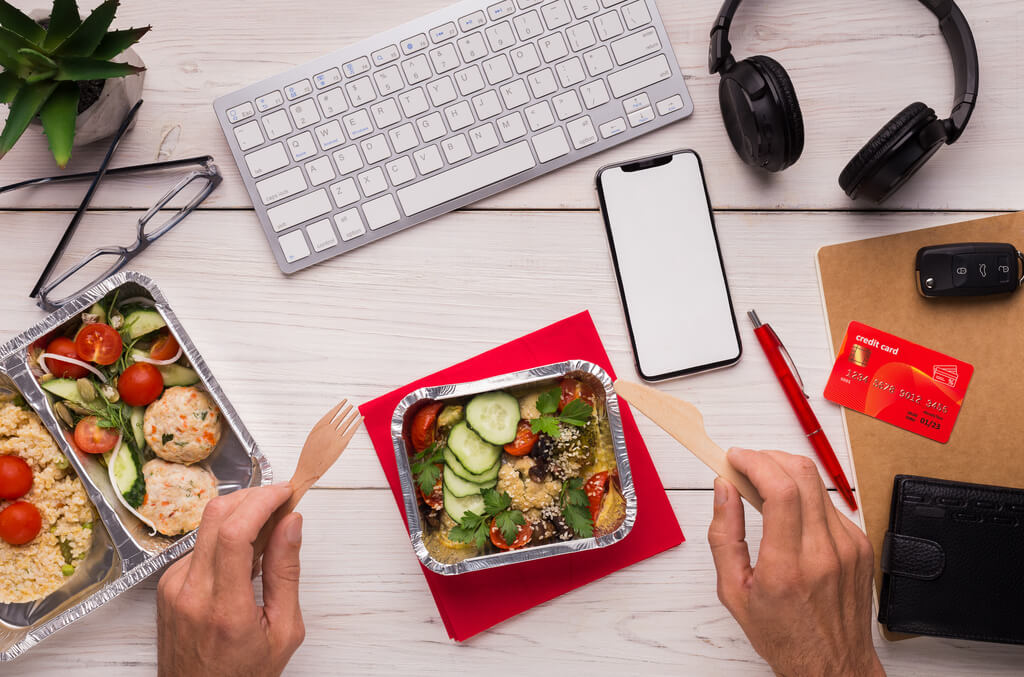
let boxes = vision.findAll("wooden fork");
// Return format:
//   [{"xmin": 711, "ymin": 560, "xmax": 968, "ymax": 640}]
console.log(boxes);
[{"xmin": 252, "ymin": 398, "xmax": 363, "ymax": 563}]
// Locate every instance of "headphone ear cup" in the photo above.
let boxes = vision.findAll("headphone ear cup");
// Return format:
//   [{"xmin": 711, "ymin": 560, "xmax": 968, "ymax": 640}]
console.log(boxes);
[
  {"xmin": 839, "ymin": 102, "xmax": 943, "ymax": 202},
  {"xmin": 718, "ymin": 56, "xmax": 804, "ymax": 172}
]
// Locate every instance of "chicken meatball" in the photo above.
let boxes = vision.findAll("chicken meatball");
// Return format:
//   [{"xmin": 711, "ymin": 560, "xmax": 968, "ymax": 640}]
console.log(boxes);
[
  {"xmin": 144, "ymin": 386, "xmax": 222, "ymax": 464},
  {"xmin": 138, "ymin": 459, "xmax": 218, "ymax": 536}
]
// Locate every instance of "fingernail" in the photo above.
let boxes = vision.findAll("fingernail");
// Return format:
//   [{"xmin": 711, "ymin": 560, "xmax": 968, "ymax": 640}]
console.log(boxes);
[
  {"xmin": 714, "ymin": 478, "xmax": 727, "ymax": 506},
  {"xmin": 286, "ymin": 514, "xmax": 303, "ymax": 545}
]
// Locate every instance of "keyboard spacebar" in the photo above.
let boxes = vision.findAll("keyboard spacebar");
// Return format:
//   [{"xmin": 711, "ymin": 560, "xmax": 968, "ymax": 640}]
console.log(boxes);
[{"xmin": 397, "ymin": 142, "xmax": 536, "ymax": 216}]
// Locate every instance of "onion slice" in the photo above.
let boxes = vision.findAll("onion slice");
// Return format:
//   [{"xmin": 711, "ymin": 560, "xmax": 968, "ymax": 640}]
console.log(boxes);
[
  {"xmin": 118, "ymin": 296, "xmax": 156, "ymax": 308},
  {"xmin": 39, "ymin": 352, "xmax": 108, "ymax": 383},
  {"xmin": 130, "ymin": 345, "xmax": 183, "ymax": 366},
  {"xmin": 107, "ymin": 440, "xmax": 157, "ymax": 534}
]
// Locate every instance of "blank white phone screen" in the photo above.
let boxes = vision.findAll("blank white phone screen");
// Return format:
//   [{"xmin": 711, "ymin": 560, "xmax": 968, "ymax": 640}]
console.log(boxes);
[{"xmin": 600, "ymin": 152, "xmax": 739, "ymax": 378}]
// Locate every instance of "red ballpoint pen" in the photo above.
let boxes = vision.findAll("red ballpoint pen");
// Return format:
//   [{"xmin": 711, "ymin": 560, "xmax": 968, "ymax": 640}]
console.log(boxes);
[{"xmin": 748, "ymin": 310, "xmax": 858, "ymax": 511}]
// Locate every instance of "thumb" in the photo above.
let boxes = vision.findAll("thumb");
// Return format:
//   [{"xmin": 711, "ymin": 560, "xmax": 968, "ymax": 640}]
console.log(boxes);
[
  {"xmin": 261, "ymin": 512, "xmax": 304, "ymax": 639},
  {"xmin": 708, "ymin": 477, "xmax": 752, "ymax": 613}
]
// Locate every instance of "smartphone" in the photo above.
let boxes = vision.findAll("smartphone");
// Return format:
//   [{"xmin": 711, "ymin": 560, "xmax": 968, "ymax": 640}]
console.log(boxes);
[{"xmin": 596, "ymin": 149, "xmax": 742, "ymax": 381}]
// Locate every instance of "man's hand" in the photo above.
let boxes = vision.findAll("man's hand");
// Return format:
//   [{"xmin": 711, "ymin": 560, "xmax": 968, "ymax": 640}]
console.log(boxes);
[
  {"xmin": 157, "ymin": 484, "xmax": 305, "ymax": 677},
  {"xmin": 708, "ymin": 448, "xmax": 885, "ymax": 677}
]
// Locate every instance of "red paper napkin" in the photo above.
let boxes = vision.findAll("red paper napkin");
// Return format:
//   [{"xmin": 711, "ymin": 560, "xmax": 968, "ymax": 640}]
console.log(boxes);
[{"xmin": 358, "ymin": 311, "xmax": 684, "ymax": 641}]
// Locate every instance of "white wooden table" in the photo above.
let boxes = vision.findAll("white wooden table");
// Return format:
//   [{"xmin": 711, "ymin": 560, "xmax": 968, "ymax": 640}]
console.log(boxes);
[{"xmin": 2, "ymin": 1, "xmax": 1022, "ymax": 673}]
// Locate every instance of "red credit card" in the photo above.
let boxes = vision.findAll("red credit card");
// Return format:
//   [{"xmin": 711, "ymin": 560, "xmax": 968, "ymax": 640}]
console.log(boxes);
[{"xmin": 824, "ymin": 321, "xmax": 973, "ymax": 443}]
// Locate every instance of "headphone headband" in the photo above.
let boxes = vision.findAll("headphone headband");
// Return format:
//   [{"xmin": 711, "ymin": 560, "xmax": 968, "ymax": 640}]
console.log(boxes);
[{"xmin": 709, "ymin": 0, "xmax": 979, "ymax": 141}]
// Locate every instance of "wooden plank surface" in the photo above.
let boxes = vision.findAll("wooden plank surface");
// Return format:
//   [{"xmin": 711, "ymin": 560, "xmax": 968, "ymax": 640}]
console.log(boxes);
[{"xmin": 0, "ymin": 0, "xmax": 1020, "ymax": 211}]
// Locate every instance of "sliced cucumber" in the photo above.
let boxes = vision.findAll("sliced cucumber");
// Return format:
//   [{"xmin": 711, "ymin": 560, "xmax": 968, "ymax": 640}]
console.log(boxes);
[
  {"xmin": 110, "ymin": 442, "xmax": 140, "ymax": 496},
  {"xmin": 444, "ymin": 447, "xmax": 499, "ymax": 483},
  {"xmin": 447, "ymin": 422, "xmax": 500, "ymax": 474},
  {"xmin": 158, "ymin": 364, "xmax": 200, "ymax": 387},
  {"xmin": 41, "ymin": 378, "xmax": 87, "ymax": 405},
  {"xmin": 443, "ymin": 465, "xmax": 495, "ymax": 498},
  {"xmin": 86, "ymin": 302, "xmax": 107, "ymax": 324},
  {"xmin": 129, "ymin": 406, "xmax": 146, "ymax": 448},
  {"xmin": 443, "ymin": 486, "xmax": 486, "ymax": 523},
  {"xmin": 123, "ymin": 309, "xmax": 166, "ymax": 339},
  {"xmin": 465, "ymin": 391, "xmax": 520, "ymax": 444}
]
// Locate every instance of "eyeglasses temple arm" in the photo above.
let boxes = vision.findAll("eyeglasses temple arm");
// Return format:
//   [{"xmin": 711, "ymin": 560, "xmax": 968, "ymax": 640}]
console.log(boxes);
[{"xmin": 0, "ymin": 155, "xmax": 215, "ymax": 196}]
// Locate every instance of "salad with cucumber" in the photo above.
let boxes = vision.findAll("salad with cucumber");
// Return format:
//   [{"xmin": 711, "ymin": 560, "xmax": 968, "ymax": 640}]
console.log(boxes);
[
  {"xmin": 28, "ymin": 290, "xmax": 221, "ymax": 537},
  {"xmin": 406, "ymin": 375, "xmax": 627, "ymax": 563}
]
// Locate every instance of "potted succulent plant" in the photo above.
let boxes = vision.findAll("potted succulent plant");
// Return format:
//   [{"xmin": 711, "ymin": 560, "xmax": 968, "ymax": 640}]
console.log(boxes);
[{"xmin": 0, "ymin": 0, "xmax": 148, "ymax": 167}]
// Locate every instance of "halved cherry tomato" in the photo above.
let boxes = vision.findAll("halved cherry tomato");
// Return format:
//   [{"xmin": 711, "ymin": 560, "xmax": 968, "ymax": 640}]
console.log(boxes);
[
  {"xmin": 149, "ymin": 330, "xmax": 180, "ymax": 361},
  {"xmin": 0, "ymin": 500, "xmax": 42, "ymax": 545},
  {"xmin": 0, "ymin": 456, "xmax": 33, "ymax": 500},
  {"xmin": 583, "ymin": 471, "xmax": 610, "ymax": 523},
  {"xmin": 490, "ymin": 518, "xmax": 533, "ymax": 550},
  {"xmin": 73, "ymin": 416, "xmax": 120, "ymax": 454},
  {"xmin": 503, "ymin": 420, "xmax": 538, "ymax": 456},
  {"xmin": 410, "ymin": 402, "xmax": 443, "ymax": 452},
  {"xmin": 421, "ymin": 473, "xmax": 444, "ymax": 510},
  {"xmin": 74, "ymin": 323, "xmax": 122, "ymax": 365},
  {"xmin": 44, "ymin": 336, "xmax": 88, "ymax": 378},
  {"xmin": 559, "ymin": 377, "xmax": 596, "ymax": 411},
  {"xmin": 118, "ymin": 362, "xmax": 164, "ymax": 406}
]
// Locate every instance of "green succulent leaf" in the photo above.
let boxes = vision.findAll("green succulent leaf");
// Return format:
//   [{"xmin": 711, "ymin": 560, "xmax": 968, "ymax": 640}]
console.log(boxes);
[
  {"xmin": 55, "ymin": 56, "xmax": 142, "ymax": 81},
  {"xmin": 0, "ymin": 80, "xmax": 57, "ymax": 157},
  {"xmin": 0, "ymin": 1, "xmax": 46, "ymax": 45},
  {"xmin": 16, "ymin": 47, "xmax": 57, "ymax": 71},
  {"xmin": 55, "ymin": 0, "xmax": 117, "ymax": 57},
  {"xmin": 92, "ymin": 25, "xmax": 149, "ymax": 60},
  {"xmin": 39, "ymin": 80, "xmax": 78, "ymax": 167},
  {"xmin": 0, "ymin": 69, "xmax": 21, "ymax": 102},
  {"xmin": 44, "ymin": 0, "xmax": 82, "ymax": 51},
  {"xmin": 0, "ymin": 26, "xmax": 41, "ymax": 67}
]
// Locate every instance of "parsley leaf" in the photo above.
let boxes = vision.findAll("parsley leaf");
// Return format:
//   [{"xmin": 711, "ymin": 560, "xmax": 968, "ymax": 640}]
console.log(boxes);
[
  {"xmin": 529, "ymin": 397, "xmax": 593, "ymax": 436},
  {"xmin": 494, "ymin": 509, "xmax": 526, "ymax": 546},
  {"xmin": 530, "ymin": 416, "xmax": 560, "ymax": 437},
  {"xmin": 481, "ymin": 487, "xmax": 510, "ymax": 514},
  {"xmin": 410, "ymin": 443, "xmax": 445, "ymax": 496},
  {"xmin": 559, "ymin": 398, "xmax": 593, "ymax": 425},
  {"xmin": 560, "ymin": 477, "xmax": 594, "ymax": 538},
  {"xmin": 536, "ymin": 388, "xmax": 560, "ymax": 415},
  {"xmin": 448, "ymin": 510, "xmax": 489, "ymax": 549},
  {"xmin": 449, "ymin": 489, "xmax": 527, "ymax": 548}
]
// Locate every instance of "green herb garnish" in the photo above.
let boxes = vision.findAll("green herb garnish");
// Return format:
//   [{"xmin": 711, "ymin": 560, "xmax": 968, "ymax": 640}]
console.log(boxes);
[
  {"xmin": 410, "ymin": 443, "xmax": 444, "ymax": 496},
  {"xmin": 449, "ymin": 488, "xmax": 526, "ymax": 548},
  {"xmin": 530, "ymin": 388, "xmax": 594, "ymax": 435},
  {"xmin": 560, "ymin": 477, "xmax": 594, "ymax": 538},
  {"xmin": 162, "ymin": 433, "xmax": 174, "ymax": 445}
]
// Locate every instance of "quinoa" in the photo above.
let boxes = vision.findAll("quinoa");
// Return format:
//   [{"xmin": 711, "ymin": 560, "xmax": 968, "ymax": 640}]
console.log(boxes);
[{"xmin": 0, "ymin": 402, "xmax": 94, "ymax": 603}]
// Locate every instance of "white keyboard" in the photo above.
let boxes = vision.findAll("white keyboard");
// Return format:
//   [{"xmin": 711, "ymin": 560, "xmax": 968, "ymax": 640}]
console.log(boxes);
[{"xmin": 214, "ymin": 0, "xmax": 693, "ymax": 273}]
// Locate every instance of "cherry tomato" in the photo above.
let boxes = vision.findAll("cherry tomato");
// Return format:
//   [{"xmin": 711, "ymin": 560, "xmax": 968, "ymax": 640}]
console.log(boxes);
[
  {"xmin": 150, "ymin": 330, "xmax": 180, "ymax": 361},
  {"xmin": 118, "ymin": 362, "xmax": 164, "ymax": 406},
  {"xmin": 410, "ymin": 402, "xmax": 443, "ymax": 453},
  {"xmin": 0, "ymin": 456, "xmax": 33, "ymax": 500},
  {"xmin": 75, "ymin": 323, "xmax": 122, "ymax": 365},
  {"xmin": 73, "ymin": 416, "xmax": 120, "ymax": 454},
  {"xmin": 421, "ymin": 473, "xmax": 444, "ymax": 510},
  {"xmin": 489, "ymin": 518, "xmax": 533, "ymax": 550},
  {"xmin": 44, "ymin": 336, "xmax": 88, "ymax": 378},
  {"xmin": 583, "ymin": 471, "xmax": 610, "ymax": 523},
  {"xmin": 0, "ymin": 501, "xmax": 42, "ymax": 545},
  {"xmin": 503, "ymin": 420, "xmax": 538, "ymax": 456},
  {"xmin": 559, "ymin": 378, "xmax": 596, "ymax": 411}
]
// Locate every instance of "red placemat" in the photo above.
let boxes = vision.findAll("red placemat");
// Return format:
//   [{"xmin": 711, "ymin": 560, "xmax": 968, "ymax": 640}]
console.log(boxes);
[{"xmin": 358, "ymin": 311, "xmax": 684, "ymax": 641}]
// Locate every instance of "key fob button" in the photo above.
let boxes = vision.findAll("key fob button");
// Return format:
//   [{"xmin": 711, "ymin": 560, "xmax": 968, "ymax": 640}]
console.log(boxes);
[
  {"xmin": 952, "ymin": 255, "xmax": 970, "ymax": 288},
  {"xmin": 998, "ymin": 255, "xmax": 1012, "ymax": 284}
]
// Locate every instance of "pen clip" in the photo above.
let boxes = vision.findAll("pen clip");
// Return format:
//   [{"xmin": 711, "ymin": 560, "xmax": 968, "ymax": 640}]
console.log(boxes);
[{"xmin": 766, "ymin": 324, "xmax": 809, "ymax": 398}]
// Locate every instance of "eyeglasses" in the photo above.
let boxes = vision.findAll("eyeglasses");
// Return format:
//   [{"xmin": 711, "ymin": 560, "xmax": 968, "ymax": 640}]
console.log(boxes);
[{"xmin": 0, "ymin": 100, "xmax": 222, "ymax": 311}]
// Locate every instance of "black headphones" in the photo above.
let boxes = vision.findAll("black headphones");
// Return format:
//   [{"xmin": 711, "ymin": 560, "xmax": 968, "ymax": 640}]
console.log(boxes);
[{"xmin": 709, "ymin": 0, "xmax": 979, "ymax": 203}]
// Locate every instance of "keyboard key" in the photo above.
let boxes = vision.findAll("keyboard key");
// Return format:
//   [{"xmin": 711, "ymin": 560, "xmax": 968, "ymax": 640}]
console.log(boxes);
[
  {"xmin": 627, "ymin": 105, "xmax": 654, "ymax": 126},
  {"xmin": 457, "ymin": 32, "xmax": 488, "ymax": 62},
  {"xmin": 399, "ymin": 87, "xmax": 430, "ymax": 116},
  {"xmin": 306, "ymin": 219, "xmax": 338, "ymax": 252},
  {"xmin": 262, "ymin": 110, "xmax": 292, "ymax": 139},
  {"xmin": 499, "ymin": 79, "xmax": 530, "ymax": 108},
  {"xmin": 541, "ymin": 1, "xmax": 572, "ymax": 29},
  {"xmin": 569, "ymin": 0, "xmax": 600, "ymax": 17},
  {"xmin": 517, "ymin": 0, "xmax": 543, "ymax": 6},
  {"xmin": 234, "ymin": 120, "xmax": 264, "ymax": 150},
  {"xmin": 460, "ymin": 10, "xmax": 487, "ymax": 31},
  {"xmin": 334, "ymin": 208, "xmax": 366, "ymax": 240},
  {"xmin": 343, "ymin": 57, "xmax": 370, "ymax": 77},
  {"xmin": 656, "ymin": 94, "xmax": 685, "ymax": 115},
  {"xmin": 329, "ymin": 178, "xmax": 360, "ymax": 207},
  {"xmin": 370, "ymin": 98, "xmax": 402, "ymax": 128},
  {"xmin": 389, "ymin": 122, "xmax": 418, "ymax": 153},
  {"xmin": 583, "ymin": 45, "xmax": 613, "ymax": 75},
  {"xmin": 485, "ymin": 21, "xmax": 516, "ymax": 51},
  {"xmin": 397, "ymin": 141, "xmax": 536, "ymax": 216},
  {"xmin": 531, "ymin": 126, "xmax": 570, "ymax": 162},
  {"xmin": 267, "ymin": 189, "xmax": 331, "ymax": 232},
  {"xmin": 510, "ymin": 43, "xmax": 541, "ymax": 73},
  {"xmin": 245, "ymin": 143, "xmax": 289, "ymax": 178},
  {"xmin": 429, "ymin": 43, "xmax": 460, "ymax": 74},
  {"xmin": 417, "ymin": 112, "xmax": 446, "ymax": 141},
  {"xmin": 290, "ymin": 99, "xmax": 320, "ymax": 128},
  {"xmin": 357, "ymin": 167, "xmax": 388, "ymax": 196},
  {"xmin": 555, "ymin": 57, "xmax": 585, "ymax": 86},
  {"xmin": 255, "ymin": 166, "xmax": 306, "ymax": 205},
  {"xmin": 566, "ymin": 22, "xmax": 596, "ymax": 51},
  {"xmin": 360, "ymin": 134, "xmax": 391, "ymax": 164},
  {"xmin": 469, "ymin": 123, "xmax": 500, "ymax": 152},
  {"xmin": 528, "ymin": 68, "xmax": 558, "ymax": 97},
  {"xmin": 599, "ymin": 116, "xmax": 627, "ymax": 137},
  {"xmin": 413, "ymin": 144, "xmax": 444, "ymax": 174},
  {"xmin": 496, "ymin": 111, "xmax": 527, "ymax": 140},
  {"xmin": 444, "ymin": 100, "xmax": 475, "ymax": 130},
  {"xmin": 430, "ymin": 22, "xmax": 457, "ymax": 43},
  {"xmin": 611, "ymin": 26, "xmax": 660, "ymax": 64},
  {"xmin": 373, "ymin": 65, "xmax": 404, "ymax": 95},
  {"xmin": 278, "ymin": 230, "xmax": 311, "ymax": 262},
  {"xmin": 525, "ymin": 101, "xmax": 555, "ymax": 130},
  {"xmin": 622, "ymin": 92, "xmax": 650, "ymax": 113},
  {"xmin": 287, "ymin": 132, "xmax": 317, "ymax": 161},
  {"xmin": 552, "ymin": 90, "xmax": 582, "ymax": 119},
  {"xmin": 442, "ymin": 134, "xmax": 472, "ymax": 163},
  {"xmin": 607, "ymin": 53, "xmax": 670, "ymax": 97},
  {"xmin": 316, "ymin": 88, "xmax": 348, "ymax": 117},
  {"xmin": 227, "ymin": 102, "xmax": 255, "ymax": 124},
  {"xmin": 483, "ymin": 54, "xmax": 513, "ymax": 84},
  {"xmin": 346, "ymin": 76, "xmax": 376, "ymax": 106},
  {"xmin": 602, "ymin": 0, "xmax": 627, "ymax": 5},
  {"xmin": 538, "ymin": 32, "xmax": 569, "ymax": 62},
  {"xmin": 487, "ymin": 1, "xmax": 516, "ymax": 20},
  {"xmin": 285, "ymin": 79, "xmax": 312, "ymax": 100},
  {"xmin": 332, "ymin": 145, "xmax": 364, "ymax": 174},
  {"xmin": 314, "ymin": 68, "xmax": 341, "ymax": 89},
  {"xmin": 472, "ymin": 89, "xmax": 503, "ymax": 119},
  {"xmin": 455, "ymin": 65, "xmax": 486, "ymax": 95},
  {"xmin": 427, "ymin": 77, "xmax": 458, "ymax": 106},
  {"xmin": 305, "ymin": 155, "xmax": 335, "ymax": 185},
  {"xmin": 364, "ymin": 194, "xmax": 402, "ymax": 229},
  {"xmin": 341, "ymin": 109, "xmax": 374, "ymax": 139},
  {"xmin": 593, "ymin": 11, "xmax": 624, "ymax": 40},
  {"xmin": 566, "ymin": 115, "xmax": 597, "ymax": 148},
  {"xmin": 401, "ymin": 54, "xmax": 432, "ymax": 85},
  {"xmin": 621, "ymin": 0, "xmax": 650, "ymax": 29},
  {"xmin": 385, "ymin": 156, "xmax": 417, "ymax": 185},
  {"xmin": 513, "ymin": 11, "xmax": 544, "ymax": 40},
  {"xmin": 581, "ymin": 79, "xmax": 610, "ymax": 108},
  {"xmin": 371, "ymin": 44, "xmax": 400, "ymax": 66},
  {"xmin": 401, "ymin": 33, "xmax": 428, "ymax": 55},
  {"xmin": 255, "ymin": 91, "xmax": 283, "ymax": 112}
]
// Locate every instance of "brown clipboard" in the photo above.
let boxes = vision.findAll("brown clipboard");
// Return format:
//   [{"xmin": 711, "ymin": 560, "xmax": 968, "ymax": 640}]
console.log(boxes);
[{"xmin": 816, "ymin": 211, "xmax": 1024, "ymax": 641}]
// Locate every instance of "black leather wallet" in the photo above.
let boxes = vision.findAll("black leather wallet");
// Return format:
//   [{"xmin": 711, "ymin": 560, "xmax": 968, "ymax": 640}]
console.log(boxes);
[{"xmin": 878, "ymin": 475, "xmax": 1024, "ymax": 644}]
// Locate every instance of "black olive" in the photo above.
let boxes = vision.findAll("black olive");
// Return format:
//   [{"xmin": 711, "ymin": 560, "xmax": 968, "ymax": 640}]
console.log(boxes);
[
  {"xmin": 425, "ymin": 508, "xmax": 441, "ymax": 529},
  {"xmin": 528, "ymin": 460, "xmax": 548, "ymax": 483},
  {"xmin": 531, "ymin": 433, "xmax": 555, "ymax": 461}
]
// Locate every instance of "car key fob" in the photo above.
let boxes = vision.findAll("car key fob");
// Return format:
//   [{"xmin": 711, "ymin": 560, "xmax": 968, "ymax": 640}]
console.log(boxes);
[{"xmin": 916, "ymin": 242, "xmax": 1023, "ymax": 297}]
